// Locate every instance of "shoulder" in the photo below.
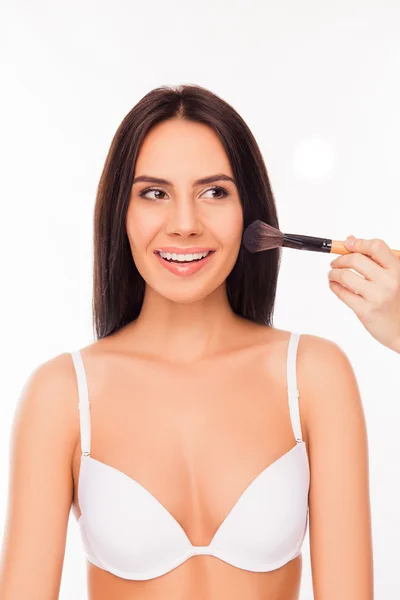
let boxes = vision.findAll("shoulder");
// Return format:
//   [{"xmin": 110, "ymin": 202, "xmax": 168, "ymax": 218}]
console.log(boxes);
[
  {"xmin": 12, "ymin": 352, "xmax": 80, "ymax": 456},
  {"xmin": 297, "ymin": 332, "xmax": 356, "ymax": 380},
  {"xmin": 18, "ymin": 351, "xmax": 79, "ymax": 407},
  {"xmin": 295, "ymin": 333, "xmax": 365, "ymax": 447},
  {"xmin": 297, "ymin": 332, "xmax": 359, "ymax": 398},
  {"xmin": 252, "ymin": 325, "xmax": 352, "ymax": 367}
]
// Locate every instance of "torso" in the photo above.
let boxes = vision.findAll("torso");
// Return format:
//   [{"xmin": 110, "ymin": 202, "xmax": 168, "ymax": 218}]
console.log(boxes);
[{"xmin": 70, "ymin": 320, "xmax": 309, "ymax": 600}]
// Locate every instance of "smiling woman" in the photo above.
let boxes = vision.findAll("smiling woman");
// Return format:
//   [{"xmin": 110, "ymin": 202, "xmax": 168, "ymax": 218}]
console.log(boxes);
[{"xmin": 0, "ymin": 84, "xmax": 372, "ymax": 600}]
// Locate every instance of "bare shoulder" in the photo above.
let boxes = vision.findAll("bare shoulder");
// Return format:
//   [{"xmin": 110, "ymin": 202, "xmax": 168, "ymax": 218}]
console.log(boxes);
[
  {"xmin": 295, "ymin": 333, "xmax": 362, "ymax": 427},
  {"xmin": 0, "ymin": 351, "xmax": 81, "ymax": 597},
  {"xmin": 6, "ymin": 350, "xmax": 81, "ymax": 500},
  {"xmin": 13, "ymin": 351, "xmax": 81, "ymax": 434},
  {"xmin": 297, "ymin": 332, "xmax": 357, "ymax": 381},
  {"xmin": 297, "ymin": 331, "xmax": 354, "ymax": 367},
  {"xmin": 257, "ymin": 330, "xmax": 363, "ymax": 448}
]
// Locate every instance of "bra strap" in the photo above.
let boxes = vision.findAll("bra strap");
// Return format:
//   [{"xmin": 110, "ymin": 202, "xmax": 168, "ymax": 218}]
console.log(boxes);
[
  {"xmin": 287, "ymin": 332, "xmax": 303, "ymax": 443},
  {"xmin": 70, "ymin": 350, "xmax": 91, "ymax": 457}
]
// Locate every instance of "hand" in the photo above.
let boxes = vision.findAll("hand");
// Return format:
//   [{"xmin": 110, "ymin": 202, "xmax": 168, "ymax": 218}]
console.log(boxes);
[{"xmin": 328, "ymin": 235, "xmax": 400, "ymax": 354}]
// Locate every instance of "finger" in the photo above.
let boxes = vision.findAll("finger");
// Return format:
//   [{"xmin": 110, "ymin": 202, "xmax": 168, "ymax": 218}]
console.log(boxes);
[
  {"xmin": 345, "ymin": 237, "xmax": 399, "ymax": 270},
  {"xmin": 330, "ymin": 252, "xmax": 383, "ymax": 283},
  {"xmin": 328, "ymin": 280, "xmax": 366, "ymax": 317},
  {"xmin": 328, "ymin": 267, "xmax": 373, "ymax": 299}
]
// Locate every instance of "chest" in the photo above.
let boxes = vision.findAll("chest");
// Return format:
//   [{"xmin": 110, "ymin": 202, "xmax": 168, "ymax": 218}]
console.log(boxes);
[{"xmin": 72, "ymin": 345, "xmax": 304, "ymax": 548}]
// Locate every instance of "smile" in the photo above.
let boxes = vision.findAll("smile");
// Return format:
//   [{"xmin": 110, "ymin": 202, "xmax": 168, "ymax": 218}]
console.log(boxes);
[{"xmin": 155, "ymin": 250, "xmax": 216, "ymax": 276}]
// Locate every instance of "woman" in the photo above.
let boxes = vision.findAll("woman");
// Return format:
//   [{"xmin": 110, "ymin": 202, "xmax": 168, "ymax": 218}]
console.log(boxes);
[{"xmin": 0, "ymin": 84, "xmax": 373, "ymax": 599}]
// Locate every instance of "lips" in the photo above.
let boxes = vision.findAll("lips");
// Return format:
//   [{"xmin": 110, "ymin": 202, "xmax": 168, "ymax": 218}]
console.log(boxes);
[{"xmin": 155, "ymin": 249, "xmax": 216, "ymax": 277}]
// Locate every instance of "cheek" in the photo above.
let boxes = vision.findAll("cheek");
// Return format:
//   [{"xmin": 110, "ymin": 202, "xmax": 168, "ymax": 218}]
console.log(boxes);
[
  {"xmin": 126, "ymin": 204, "xmax": 159, "ymax": 253},
  {"xmin": 212, "ymin": 207, "xmax": 243, "ymax": 249}
]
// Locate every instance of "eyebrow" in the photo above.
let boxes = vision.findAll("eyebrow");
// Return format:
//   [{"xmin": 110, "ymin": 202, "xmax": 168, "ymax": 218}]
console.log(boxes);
[{"xmin": 132, "ymin": 173, "xmax": 236, "ymax": 186}]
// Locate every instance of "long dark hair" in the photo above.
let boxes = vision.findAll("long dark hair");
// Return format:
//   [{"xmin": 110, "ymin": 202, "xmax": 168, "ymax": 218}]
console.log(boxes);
[{"xmin": 93, "ymin": 84, "xmax": 281, "ymax": 340}]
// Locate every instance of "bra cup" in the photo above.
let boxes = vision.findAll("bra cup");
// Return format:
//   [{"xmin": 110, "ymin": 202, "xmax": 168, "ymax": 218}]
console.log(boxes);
[
  {"xmin": 209, "ymin": 443, "xmax": 310, "ymax": 570},
  {"xmin": 77, "ymin": 444, "xmax": 310, "ymax": 578},
  {"xmin": 79, "ymin": 458, "xmax": 192, "ymax": 576},
  {"xmin": 79, "ymin": 517, "xmax": 101, "ymax": 564}
]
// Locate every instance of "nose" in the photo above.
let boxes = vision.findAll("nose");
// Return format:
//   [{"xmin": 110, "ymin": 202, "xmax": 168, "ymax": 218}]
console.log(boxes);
[{"xmin": 165, "ymin": 196, "xmax": 203, "ymax": 237}]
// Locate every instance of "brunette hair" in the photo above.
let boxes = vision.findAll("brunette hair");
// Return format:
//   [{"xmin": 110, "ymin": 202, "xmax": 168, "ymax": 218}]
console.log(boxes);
[{"xmin": 93, "ymin": 84, "xmax": 281, "ymax": 339}]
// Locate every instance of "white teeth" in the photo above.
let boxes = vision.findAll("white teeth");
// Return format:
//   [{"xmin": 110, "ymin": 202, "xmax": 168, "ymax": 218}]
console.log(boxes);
[{"xmin": 158, "ymin": 251, "xmax": 210, "ymax": 262}]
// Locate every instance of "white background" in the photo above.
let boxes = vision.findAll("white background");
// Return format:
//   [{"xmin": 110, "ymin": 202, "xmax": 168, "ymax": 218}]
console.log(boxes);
[{"xmin": 1, "ymin": 1, "xmax": 399, "ymax": 598}]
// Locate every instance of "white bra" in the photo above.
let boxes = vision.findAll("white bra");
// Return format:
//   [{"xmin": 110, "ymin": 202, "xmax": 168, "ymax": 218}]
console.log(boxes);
[{"xmin": 71, "ymin": 331, "xmax": 310, "ymax": 580}]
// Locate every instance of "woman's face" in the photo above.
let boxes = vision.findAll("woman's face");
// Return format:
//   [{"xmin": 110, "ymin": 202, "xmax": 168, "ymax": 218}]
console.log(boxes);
[{"xmin": 126, "ymin": 118, "xmax": 243, "ymax": 303}]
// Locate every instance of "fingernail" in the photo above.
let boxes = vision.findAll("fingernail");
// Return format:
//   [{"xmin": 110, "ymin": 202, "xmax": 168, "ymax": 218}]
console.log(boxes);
[{"xmin": 345, "ymin": 235, "xmax": 356, "ymax": 248}]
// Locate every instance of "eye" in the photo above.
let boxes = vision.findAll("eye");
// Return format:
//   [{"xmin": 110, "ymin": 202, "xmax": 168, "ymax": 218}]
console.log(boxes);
[
  {"xmin": 138, "ymin": 187, "xmax": 167, "ymax": 201},
  {"xmin": 201, "ymin": 186, "xmax": 229, "ymax": 199}
]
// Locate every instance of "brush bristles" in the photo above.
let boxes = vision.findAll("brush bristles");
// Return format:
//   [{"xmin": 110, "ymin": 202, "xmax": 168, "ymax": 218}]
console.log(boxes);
[{"xmin": 242, "ymin": 220, "xmax": 284, "ymax": 253}]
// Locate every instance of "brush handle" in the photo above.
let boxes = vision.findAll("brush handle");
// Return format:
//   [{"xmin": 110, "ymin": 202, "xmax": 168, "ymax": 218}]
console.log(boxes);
[
  {"xmin": 331, "ymin": 240, "xmax": 400, "ymax": 259},
  {"xmin": 282, "ymin": 233, "xmax": 400, "ymax": 259}
]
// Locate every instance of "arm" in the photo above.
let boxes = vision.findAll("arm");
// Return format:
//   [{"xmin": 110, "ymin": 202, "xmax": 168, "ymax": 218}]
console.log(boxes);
[
  {"xmin": 0, "ymin": 353, "xmax": 79, "ymax": 599},
  {"xmin": 299, "ymin": 335, "xmax": 373, "ymax": 599}
]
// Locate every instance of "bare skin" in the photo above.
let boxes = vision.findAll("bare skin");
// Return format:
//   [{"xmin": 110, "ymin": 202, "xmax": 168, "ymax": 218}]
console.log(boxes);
[
  {"xmin": 74, "ymin": 323, "xmax": 305, "ymax": 600},
  {"xmin": 329, "ymin": 235, "xmax": 400, "ymax": 354},
  {"xmin": 0, "ymin": 117, "xmax": 373, "ymax": 598}
]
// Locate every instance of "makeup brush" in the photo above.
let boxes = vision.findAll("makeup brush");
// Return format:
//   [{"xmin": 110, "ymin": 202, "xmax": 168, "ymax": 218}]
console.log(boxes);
[{"xmin": 242, "ymin": 220, "xmax": 400, "ymax": 259}]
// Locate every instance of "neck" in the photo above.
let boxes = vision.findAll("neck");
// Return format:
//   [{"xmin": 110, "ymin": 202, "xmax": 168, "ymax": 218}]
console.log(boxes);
[{"xmin": 123, "ymin": 283, "xmax": 245, "ymax": 364}]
